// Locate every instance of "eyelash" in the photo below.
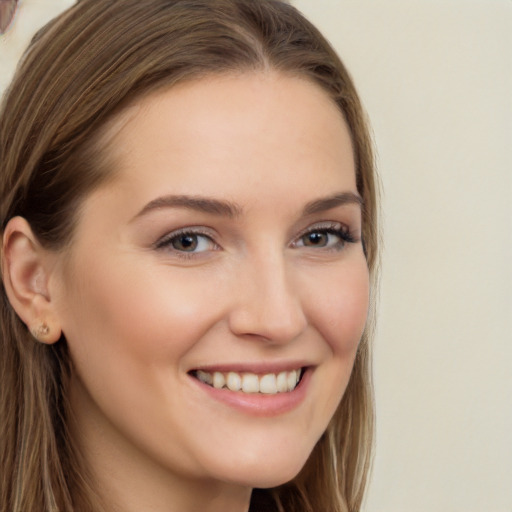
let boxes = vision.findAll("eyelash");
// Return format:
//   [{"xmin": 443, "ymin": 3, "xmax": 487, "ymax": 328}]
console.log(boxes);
[
  {"xmin": 154, "ymin": 222, "xmax": 357, "ymax": 259},
  {"xmin": 293, "ymin": 222, "xmax": 357, "ymax": 251},
  {"xmin": 154, "ymin": 227, "xmax": 218, "ymax": 259}
]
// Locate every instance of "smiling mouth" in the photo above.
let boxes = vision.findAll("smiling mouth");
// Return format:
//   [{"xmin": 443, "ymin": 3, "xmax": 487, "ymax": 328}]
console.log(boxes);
[{"xmin": 190, "ymin": 368, "xmax": 304, "ymax": 395}]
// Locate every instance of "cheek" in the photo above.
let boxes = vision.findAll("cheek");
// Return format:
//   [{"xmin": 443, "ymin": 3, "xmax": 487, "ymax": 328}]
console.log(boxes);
[
  {"xmin": 62, "ymin": 259, "xmax": 223, "ymax": 364},
  {"xmin": 306, "ymin": 257, "xmax": 370, "ymax": 356},
  {"xmin": 58, "ymin": 259, "xmax": 231, "ymax": 463},
  {"xmin": 293, "ymin": 256, "xmax": 369, "ymax": 429}
]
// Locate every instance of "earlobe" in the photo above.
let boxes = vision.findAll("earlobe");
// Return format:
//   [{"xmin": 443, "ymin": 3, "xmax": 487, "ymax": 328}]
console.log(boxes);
[{"xmin": 1, "ymin": 216, "xmax": 62, "ymax": 344}]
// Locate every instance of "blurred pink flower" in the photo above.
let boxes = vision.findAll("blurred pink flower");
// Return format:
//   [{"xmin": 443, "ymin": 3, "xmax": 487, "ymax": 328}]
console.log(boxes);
[{"xmin": 0, "ymin": 0, "xmax": 18, "ymax": 34}]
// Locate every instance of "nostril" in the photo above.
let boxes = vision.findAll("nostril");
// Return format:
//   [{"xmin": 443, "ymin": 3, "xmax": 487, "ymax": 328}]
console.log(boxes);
[
  {"xmin": 226, "ymin": 262, "xmax": 308, "ymax": 343},
  {"xmin": 228, "ymin": 299, "xmax": 307, "ymax": 344}
]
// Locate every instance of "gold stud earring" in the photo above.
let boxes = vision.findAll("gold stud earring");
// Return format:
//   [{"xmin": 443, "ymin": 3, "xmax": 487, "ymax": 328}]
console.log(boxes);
[{"xmin": 31, "ymin": 322, "xmax": 50, "ymax": 341}]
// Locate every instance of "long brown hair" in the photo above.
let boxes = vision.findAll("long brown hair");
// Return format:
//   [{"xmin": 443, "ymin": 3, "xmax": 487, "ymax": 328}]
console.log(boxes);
[{"xmin": 0, "ymin": 1, "xmax": 379, "ymax": 511}]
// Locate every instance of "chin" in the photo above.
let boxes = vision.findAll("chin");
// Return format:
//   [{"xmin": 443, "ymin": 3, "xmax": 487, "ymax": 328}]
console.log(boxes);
[{"xmin": 214, "ymin": 448, "xmax": 312, "ymax": 489}]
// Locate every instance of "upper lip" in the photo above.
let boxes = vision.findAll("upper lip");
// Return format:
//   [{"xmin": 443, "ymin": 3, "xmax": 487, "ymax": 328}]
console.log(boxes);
[{"xmin": 189, "ymin": 361, "xmax": 312, "ymax": 375}]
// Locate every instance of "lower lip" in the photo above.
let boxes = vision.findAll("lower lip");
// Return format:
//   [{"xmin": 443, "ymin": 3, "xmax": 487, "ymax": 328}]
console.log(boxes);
[{"xmin": 189, "ymin": 368, "xmax": 311, "ymax": 417}]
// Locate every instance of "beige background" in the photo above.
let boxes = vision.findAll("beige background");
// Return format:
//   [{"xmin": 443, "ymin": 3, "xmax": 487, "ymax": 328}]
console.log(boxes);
[{"xmin": 1, "ymin": 1, "xmax": 511, "ymax": 511}]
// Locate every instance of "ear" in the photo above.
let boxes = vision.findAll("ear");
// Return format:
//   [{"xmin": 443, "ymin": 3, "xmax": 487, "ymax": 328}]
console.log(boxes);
[{"xmin": 1, "ymin": 216, "xmax": 62, "ymax": 344}]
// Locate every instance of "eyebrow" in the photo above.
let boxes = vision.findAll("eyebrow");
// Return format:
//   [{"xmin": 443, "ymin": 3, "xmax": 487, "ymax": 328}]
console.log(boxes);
[
  {"xmin": 133, "ymin": 195, "xmax": 242, "ymax": 220},
  {"xmin": 302, "ymin": 192, "xmax": 363, "ymax": 215},
  {"xmin": 133, "ymin": 191, "xmax": 362, "ymax": 221}
]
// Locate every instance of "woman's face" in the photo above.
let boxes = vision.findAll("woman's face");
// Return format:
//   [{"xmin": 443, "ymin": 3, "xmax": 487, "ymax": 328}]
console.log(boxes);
[{"xmin": 52, "ymin": 72, "xmax": 369, "ymax": 504}]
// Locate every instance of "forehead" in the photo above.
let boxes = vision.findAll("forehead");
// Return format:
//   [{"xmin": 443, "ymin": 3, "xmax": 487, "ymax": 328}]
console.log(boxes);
[{"xmin": 92, "ymin": 71, "xmax": 357, "ymax": 211}]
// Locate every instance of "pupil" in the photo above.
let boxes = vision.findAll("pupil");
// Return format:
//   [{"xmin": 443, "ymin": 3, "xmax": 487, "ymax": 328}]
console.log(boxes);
[
  {"xmin": 306, "ymin": 232, "xmax": 326, "ymax": 246},
  {"xmin": 174, "ymin": 234, "xmax": 197, "ymax": 251}
]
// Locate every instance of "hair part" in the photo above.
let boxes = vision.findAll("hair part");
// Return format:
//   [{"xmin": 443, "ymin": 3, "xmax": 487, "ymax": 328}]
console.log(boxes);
[{"xmin": 0, "ymin": 1, "xmax": 379, "ymax": 511}]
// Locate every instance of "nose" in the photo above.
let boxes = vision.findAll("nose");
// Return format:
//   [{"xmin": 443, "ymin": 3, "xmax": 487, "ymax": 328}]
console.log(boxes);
[{"xmin": 227, "ymin": 252, "xmax": 308, "ymax": 344}]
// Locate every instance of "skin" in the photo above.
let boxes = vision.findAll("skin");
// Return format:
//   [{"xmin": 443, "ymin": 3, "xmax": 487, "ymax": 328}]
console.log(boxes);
[{"xmin": 43, "ymin": 72, "xmax": 369, "ymax": 512}]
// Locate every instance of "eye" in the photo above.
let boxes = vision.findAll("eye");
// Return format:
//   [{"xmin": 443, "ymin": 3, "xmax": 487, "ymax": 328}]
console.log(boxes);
[
  {"xmin": 293, "ymin": 223, "xmax": 356, "ymax": 251},
  {"xmin": 301, "ymin": 231, "xmax": 333, "ymax": 248},
  {"xmin": 155, "ymin": 229, "xmax": 218, "ymax": 255}
]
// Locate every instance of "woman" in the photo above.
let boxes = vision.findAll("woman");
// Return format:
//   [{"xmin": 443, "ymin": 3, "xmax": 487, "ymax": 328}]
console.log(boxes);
[{"xmin": 0, "ymin": 1, "xmax": 379, "ymax": 511}]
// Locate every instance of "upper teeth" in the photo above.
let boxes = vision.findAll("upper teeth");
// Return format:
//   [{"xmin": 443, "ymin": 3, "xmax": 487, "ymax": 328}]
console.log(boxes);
[{"xmin": 195, "ymin": 369, "xmax": 302, "ymax": 394}]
